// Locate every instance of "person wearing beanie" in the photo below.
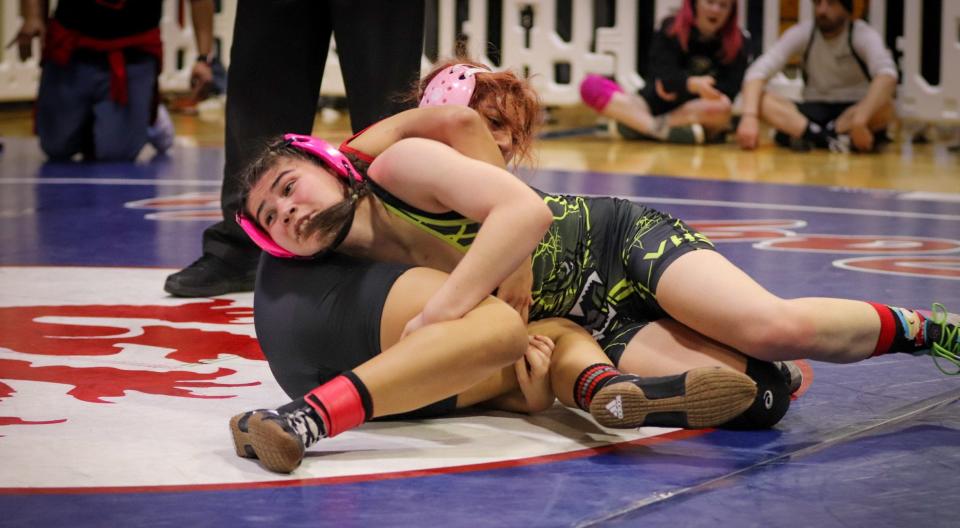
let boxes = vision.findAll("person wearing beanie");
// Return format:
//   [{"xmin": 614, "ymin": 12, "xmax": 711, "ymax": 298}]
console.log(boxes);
[{"xmin": 736, "ymin": 0, "xmax": 897, "ymax": 153}]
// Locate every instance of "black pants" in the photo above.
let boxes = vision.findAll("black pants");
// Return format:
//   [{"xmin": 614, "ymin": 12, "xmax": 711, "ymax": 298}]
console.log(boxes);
[{"xmin": 203, "ymin": 0, "xmax": 426, "ymax": 266}]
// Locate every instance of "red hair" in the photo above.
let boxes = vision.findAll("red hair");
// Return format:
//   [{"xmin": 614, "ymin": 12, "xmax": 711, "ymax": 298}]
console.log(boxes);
[
  {"xmin": 414, "ymin": 58, "xmax": 541, "ymax": 166},
  {"xmin": 669, "ymin": 0, "xmax": 743, "ymax": 64}
]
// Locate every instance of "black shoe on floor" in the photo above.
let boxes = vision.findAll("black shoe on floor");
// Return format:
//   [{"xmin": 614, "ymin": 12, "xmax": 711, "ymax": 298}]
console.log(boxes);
[
  {"xmin": 164, "ymin": 254, "xmax": 257, "ymax": 297},
  {"xmin": 774, "ymin": 130, "xmax": 813, "ymax": 151}
]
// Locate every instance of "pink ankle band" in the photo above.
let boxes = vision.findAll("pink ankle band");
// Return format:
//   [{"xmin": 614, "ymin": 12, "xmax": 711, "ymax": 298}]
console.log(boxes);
[
  {"xmin": 580, "ymin": 74, "xmax": 623, "ymax": 112},
  {"xmin": 305, "ymin": 375, "xmax": 367, "ymax": 437}
]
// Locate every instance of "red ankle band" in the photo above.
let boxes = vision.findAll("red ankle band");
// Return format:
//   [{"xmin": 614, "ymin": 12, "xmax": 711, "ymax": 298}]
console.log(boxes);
[
  {"xmin": 574, "ymin": 363, "xmax": 619, "ymax": 410},
  {"xmin": 305, "ymin": 375, "xmax": 367, "ymax": 437},
  {"xmin": 868, "ymin": 301, "xmax": 895, "ymax": 357}
]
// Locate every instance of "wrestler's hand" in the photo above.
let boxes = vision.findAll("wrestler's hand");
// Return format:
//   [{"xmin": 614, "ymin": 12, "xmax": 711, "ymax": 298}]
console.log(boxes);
[
  {"xmin": 7, "ymin": 16, "xmax": 45, "ymax": 61},
  {"xmin": 497, "ymin": 257, "xmax": 533, "ymax": 323},
  {"xmin": 400, "ymin": 312, "xmax": 427, "ymax": 339},
  {"xmin": 514, "ymin": 335, "xmax": 555, "ymax": 412}
]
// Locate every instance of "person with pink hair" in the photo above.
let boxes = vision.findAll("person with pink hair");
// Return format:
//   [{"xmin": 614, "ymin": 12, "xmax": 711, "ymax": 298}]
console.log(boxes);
[{"xmin": 580, "ymin": 0, "xmax": 749, "ymax": 144}]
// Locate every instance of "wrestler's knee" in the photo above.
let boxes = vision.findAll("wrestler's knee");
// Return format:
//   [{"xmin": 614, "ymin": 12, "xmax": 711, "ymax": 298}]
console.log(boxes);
[
  {"xmin": 526, "ymin": 316, "xmax": 589, "ymax": 341},
  {"xmin": 470, "ymin": 299, "xmax": 528, "ymax": 365},
  {"xmin": 736, "ymin": 301, "xmax": 817, "ymax": 360},
  {"xmin": 721, "ymin": 358, "xmax": 790, "ymax": 430}
]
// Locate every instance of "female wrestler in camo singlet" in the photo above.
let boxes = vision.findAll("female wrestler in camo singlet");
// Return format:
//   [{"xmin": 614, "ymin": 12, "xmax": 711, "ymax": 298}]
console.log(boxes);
[{"xmin": 231, "ymin": 61, "xmax": 957, "ymax": 473}]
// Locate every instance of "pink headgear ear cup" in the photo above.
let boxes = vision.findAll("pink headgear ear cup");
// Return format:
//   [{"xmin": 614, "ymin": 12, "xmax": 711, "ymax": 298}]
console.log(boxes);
[
  {"xmin": 236, "ymin": 134, "xmax": 363, "ymax": 259},
  {"xmin": 419, "ymin": 64, "xmax": 490, "ymax": 108}
]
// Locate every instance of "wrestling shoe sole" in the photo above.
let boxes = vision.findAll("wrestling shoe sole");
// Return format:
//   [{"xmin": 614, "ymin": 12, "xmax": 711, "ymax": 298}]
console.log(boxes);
[
  {"xmin": 589, "ymin": 367, "xmax": 757, "ymax": 429},
  {"xmin": 229, "ymin": 411, "xmax": 258, "ymax": 459},
  {"xmin": 247, "ymin": 411, "xmax": 306, "ymax": 474}
]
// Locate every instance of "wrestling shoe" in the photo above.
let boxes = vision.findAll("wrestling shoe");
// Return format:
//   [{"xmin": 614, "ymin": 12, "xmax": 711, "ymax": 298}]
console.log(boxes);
[
  {"xmin": 920, "ymin": 303, "xmax": 960, "ymax": 375},
  {"xmin": 665, "ymin": 123, "xmax": 706, "ymax": 145},
  {"xmin": 612, "ymin": 121, "xmax": 645, "ymax": 140},
  {"xmin": 589, "ymin": 367, "xmax": 757, "ymax": 429},
  {"xmin": 774, "ymin": 131, "xmax": 813, "ymax": 151},
  {"xmin": 229, "ymin": 407, "xmax": 326, "ymax": 473},
  {"xmin": 164, "ymin": 253, "xmax": 257, "ymax": 297},
  {"xmin": 229, "ymin": 410, "xmax": 260, "ymax": 459},
  {"xmin": 612, "ymin": 120, "xmax": 705, "ymax": 144},
  {"xmin": 774, "ymin": 360, "xmax": 803, "ymax": 394}
]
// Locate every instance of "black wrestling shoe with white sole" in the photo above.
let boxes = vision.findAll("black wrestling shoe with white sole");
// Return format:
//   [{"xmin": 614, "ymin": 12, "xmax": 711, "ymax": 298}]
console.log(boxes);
[
  {"xmin": 774, "ymin": 360, "xmax": 803, "ymax": 394},
  {"xmin": 589, "ymin": 367, "xmax": 757, "ymax": 429}
]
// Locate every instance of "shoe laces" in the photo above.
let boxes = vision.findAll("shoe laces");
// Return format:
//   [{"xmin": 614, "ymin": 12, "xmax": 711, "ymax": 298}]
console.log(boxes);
[
  {"xmin": 827, "ymin": 134, "xmax": 851, "ymax": 154},
  {"xmin": 928, "ymin": 303, "xmax": 960, "ymax": 376}
]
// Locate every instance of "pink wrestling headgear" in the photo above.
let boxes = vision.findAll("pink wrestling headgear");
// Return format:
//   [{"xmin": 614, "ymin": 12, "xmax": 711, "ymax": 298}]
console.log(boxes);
[
  {"xmin": 419, "ymin": 64, "xmax": 490, "ymax": 108},
  {"xmin": 235, "ymin": 133, "xmax": 363, "ymax": 259}
]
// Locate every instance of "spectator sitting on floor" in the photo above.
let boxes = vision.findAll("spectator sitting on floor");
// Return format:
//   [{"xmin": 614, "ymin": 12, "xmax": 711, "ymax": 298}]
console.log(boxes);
[
  {"xmin": 579, "ymin": 0, "xmax": 750, "ymax": 145},
  {"xmin": 735, "ymin": 0, "xmax": 897, "ymax": 153}
]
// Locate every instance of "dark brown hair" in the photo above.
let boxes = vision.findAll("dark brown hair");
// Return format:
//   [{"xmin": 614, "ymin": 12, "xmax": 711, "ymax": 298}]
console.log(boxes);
[{"xmin": 239, "ymin": 138, "xmax": 369, "ymax": 249}]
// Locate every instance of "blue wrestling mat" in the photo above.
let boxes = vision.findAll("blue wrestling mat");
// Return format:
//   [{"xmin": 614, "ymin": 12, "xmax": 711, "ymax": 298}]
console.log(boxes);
[{"xmin": 0, "ymin": 136, "xmax": 958, "ymax": 527}]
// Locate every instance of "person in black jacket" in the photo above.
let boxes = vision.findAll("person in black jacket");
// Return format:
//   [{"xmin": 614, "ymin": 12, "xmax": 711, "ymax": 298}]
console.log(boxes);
[{"xmin": 580, "ymin": 0, "xmax": 749, "ymax": 144}]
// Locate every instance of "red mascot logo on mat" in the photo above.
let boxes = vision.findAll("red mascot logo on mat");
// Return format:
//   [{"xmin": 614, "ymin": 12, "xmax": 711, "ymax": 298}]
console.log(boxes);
[{"xmin": 0, "ymin": 299, "xmax": 263, "ymax": 428}]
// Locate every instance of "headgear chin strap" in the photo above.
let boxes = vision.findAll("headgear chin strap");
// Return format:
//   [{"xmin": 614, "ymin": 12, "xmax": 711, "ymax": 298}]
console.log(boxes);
[
  {"xmin": 235, "ymin": 133, "xmax": 363, "ymax": 259},
  {"xmin": 419, "ymin": 64, "xmax": 490, "ymax": 108}
]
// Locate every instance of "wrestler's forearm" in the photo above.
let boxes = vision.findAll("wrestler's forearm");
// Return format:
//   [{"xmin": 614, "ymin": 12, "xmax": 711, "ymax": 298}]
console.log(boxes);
[
  {"xmin": 422, "ymin": 202, "xmax": 549, "ymax": 323},
  {"xmin": 347, "ymin": 106, "xmax": 506, "ymax": 168},
  {"xmin": 400, "ymin": 106, "xmax": 507, "ymax": 168},
  {"xmin": 369, "ymin": 137, "xmax": 550, "ymax": 324}
]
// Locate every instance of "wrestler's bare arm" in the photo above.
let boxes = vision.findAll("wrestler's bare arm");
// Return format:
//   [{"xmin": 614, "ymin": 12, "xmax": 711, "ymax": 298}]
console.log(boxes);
[{"xmin": 345, "ymin": 106, "xmax": 506, "ymax": 168}]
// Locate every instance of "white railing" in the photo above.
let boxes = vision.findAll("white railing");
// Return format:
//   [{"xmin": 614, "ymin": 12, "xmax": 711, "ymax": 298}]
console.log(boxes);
[
  {"xmin": 897, "ymin": 0, "xmax": 960, "ymax": 123},
  {"xmin": 0, "ymin": 0, "xmax": 955, "ymax": 124}
]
